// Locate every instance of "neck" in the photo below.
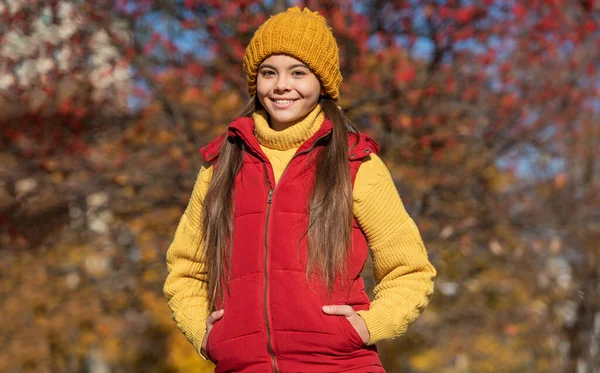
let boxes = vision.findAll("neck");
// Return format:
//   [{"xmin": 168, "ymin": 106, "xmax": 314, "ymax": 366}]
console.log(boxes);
[
  {"xmin": 270, "ymin": 113, "xmax": 309, "ymax": 131},
  {"xmin": 252, "ymin": 103, "xmax": 325, "ymax": 151}
]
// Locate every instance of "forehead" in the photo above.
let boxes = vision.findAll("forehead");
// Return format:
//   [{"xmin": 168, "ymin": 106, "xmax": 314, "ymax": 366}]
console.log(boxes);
[{"xmin": 259, "ymin": 54, "xmax": 308, "ymax": 68}]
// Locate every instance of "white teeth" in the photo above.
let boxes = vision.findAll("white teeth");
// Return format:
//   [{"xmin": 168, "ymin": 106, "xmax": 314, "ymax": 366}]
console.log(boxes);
[{"xmin": 274, "ymin": 99, "xmax": 294, "ymax": 104}]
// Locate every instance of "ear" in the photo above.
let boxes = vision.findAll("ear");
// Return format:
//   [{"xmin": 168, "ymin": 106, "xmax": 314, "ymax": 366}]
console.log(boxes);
[{"xmin": 319, "ymin": 88, "xmax": 328, "ymax": 102}]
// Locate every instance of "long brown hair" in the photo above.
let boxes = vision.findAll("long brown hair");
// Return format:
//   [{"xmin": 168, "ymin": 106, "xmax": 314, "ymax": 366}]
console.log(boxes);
[{"xmin": 200, "ymin": 96, "xmax": 359, "ymax": 310}]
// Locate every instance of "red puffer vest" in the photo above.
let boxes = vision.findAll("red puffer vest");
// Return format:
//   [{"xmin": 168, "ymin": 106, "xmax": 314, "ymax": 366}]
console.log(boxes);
[{"xmin": 199, "ymin": 116, "xmax": 385, "ymax": 373}]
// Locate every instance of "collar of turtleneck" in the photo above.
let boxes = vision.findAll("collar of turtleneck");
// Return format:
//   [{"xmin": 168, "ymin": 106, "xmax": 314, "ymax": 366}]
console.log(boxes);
[{"xmin": 252, "ymin": 104, "xmax": 325, "ymax": 151}]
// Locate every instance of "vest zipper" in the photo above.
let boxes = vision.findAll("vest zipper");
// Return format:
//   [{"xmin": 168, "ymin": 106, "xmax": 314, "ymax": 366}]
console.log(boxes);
[
  {"xmin": 261, "ymin": 132, "xmax": 329, "ymax": 372},
  {"xmin": 263, "ymin": 171, "xmax": 279, "ymax": 373}
]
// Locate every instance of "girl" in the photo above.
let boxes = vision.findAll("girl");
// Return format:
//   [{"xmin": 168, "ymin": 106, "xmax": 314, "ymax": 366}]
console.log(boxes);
[{"xmin": 164, "ymin": 7, "xmax": 436, "ymax": 373}]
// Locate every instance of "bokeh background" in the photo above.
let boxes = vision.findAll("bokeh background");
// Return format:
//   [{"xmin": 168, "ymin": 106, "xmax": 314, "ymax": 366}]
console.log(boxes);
[{"xmin": 1, "ymin": 0, "xmax": 599, "ymax": 372}]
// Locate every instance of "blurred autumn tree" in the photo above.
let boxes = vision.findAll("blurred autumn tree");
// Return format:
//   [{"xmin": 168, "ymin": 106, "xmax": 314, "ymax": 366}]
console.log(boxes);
[{"xmin": 1, "ymin": 0, "xmax": 599, "ymax": 372}]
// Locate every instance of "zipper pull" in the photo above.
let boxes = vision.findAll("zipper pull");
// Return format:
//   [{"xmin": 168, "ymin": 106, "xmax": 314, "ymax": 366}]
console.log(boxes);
[{"xmin": 267, "ymin": 189, "xmax": 273, "ymax": 204}]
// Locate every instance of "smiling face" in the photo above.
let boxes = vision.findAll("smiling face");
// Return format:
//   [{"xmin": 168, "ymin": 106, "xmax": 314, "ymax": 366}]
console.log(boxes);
[{"xmin": 256, "ymin": 54, "xmax": 324, "ymax": 131}]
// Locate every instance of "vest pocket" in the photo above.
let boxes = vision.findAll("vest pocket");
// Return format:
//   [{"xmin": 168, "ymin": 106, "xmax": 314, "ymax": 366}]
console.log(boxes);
[
  {"xmin": 338, "ymin": 314, "xmax": 367, "ymax": 350},
  {"xmin": 205, "ymin": 315, "xmax": 223, "ymax": 361}
]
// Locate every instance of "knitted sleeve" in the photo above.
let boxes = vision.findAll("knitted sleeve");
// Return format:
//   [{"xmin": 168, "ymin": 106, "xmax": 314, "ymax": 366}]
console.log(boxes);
[
  {"xmin": 163, "ymin": 161, "xmax": 214, "ymax": 354},
  {"xmin": 353, "ymin": 154, "xmax": 436, "ymax": 345}
]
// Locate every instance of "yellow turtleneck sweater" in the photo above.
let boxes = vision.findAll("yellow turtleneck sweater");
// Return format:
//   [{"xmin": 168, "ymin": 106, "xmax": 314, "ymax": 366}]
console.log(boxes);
[{"xmin": 164, "ymin": 104, "xmax": 436, "ymax": 354}]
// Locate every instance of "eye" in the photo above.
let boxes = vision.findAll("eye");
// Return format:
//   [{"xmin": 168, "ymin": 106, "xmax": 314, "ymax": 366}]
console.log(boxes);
[
  {"xmin": 292, "ymin": 70, "xmax": 307, "ymax": 77},
  {"xmin": 260, "ymin": 70, "xmax": 275, "ymax": 77}
]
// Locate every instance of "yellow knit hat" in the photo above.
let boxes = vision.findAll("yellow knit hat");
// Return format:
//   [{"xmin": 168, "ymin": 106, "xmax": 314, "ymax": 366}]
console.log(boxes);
[{"xmin": 243, "ymin": 6, "xmax": 342, "ymax": 101}]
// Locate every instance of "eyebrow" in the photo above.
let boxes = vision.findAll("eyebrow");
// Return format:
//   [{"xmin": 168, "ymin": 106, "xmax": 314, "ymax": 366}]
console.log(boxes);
[{"xmin": 259, "ymin": 64, "xmax": 309, "ymax": 70}]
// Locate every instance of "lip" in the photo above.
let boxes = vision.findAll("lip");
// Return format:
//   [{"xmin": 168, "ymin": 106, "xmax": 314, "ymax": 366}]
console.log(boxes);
[{"xmin": 270, "ymin": 98, "xmax": 298, "ymax": 109}]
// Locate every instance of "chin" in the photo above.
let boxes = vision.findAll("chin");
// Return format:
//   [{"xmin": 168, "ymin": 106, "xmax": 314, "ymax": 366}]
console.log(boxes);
[{"xmin": 270, "ymin": 113, "xmax": 301, "ymax": 124}]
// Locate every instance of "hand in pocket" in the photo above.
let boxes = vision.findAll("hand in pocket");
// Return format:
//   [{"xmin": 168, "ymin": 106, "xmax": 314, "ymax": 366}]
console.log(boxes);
[
  {"xmin": 201, "ymin": 309, "xmax": 224, "ymax": 358},
  {"xmin": 322, "ymin": 305, "xmax": 370, "ymax": 344}
]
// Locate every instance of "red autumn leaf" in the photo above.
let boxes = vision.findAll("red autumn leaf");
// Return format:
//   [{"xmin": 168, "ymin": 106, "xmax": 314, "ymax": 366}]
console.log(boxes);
[
  {"xmin": 501, "ymin": 93, "xmax": 517, "ymax": 108},
  {"xmin": 59, "ymin": 101, "xmax": 72, "ymax": 114},
  {"xmin": 480, "ymin": 49, "xmax": 496, "ymax": 65},
  {"xmin": 163, "ymin": 40, "xmax": 177, "ymax": 53},
  {"xmin": 228, "ymin": 39, "xmax": 245, "ymax": 60},
  {"xmin": 186, "ymin": 62, "xmax": 204, "ymax": 77},
  {"xmin": 237, "ymin": 22, "xmax": 249, "ymax": 33},
  {"xmin": 419, "ymin": 135, "xmax": 432, "ymax": 148},
  {"xmin": 424, "ymin": 86, "xmax": 436, "ymax": 97},
  {"xmin": 439, "ymin": 6, "xmax": 453, "ymax": 19},
  {"xmin": 445, "ymin": 77, "xmax": 457, "ymax": 92},
  {"xmin": 499, "ymin": 61, "xmax": 511, "ymax": 76},
  {"xmin": 181, "ymin": 19, "xmax": 198, "ymax": 29},
  {"xmin": 330, "ymin": 9, "xmax": 345, "ymax": 32},
  {"xmin": 462, "ymin": 87, "xmax": 478, "ymax": 102},
  {"xmin": 125, "ymin": 47, "xmax": 136, "ymax": 59},
  {"xmin": 512, "ymin": 4, "xmax": 526, "ymax": 20},
  {"xmin": 213, "ymin": 75, "xmax": 224, "ymax": 91},
  {"xmin": 74, "ymin": 107, "xmax": 87, "ymax": 118},
  {"xmin": 151, "ymin": 32, "xmax": 162, "ymax": 42},
  {"xmin": 394, "ymin": 66, "xmax": 416, "ymax": 84},
  {"xmin": 538, "ymin": 16, "xmax": 557, "ymax": 32},
  {"xmin": 455, "ymin": 27, "xmax": 474, "ymax": 41},
  {"xmin": 456, "ymin": 6, "xmax": 476, "ymax": 24},
  {"xmin": 184, "ymin": 0, "xmax": 196, "ymax": 10},
  {"xmin": 582, "ymin": 19, "xmax": 597, "ymax": 36},
  {"xmin": 587, "ymin": 63, "xmax": 595, "ymax": 76},
  {"xmin": 143, "ymin": 41, "xmax": 155, "ymax": 55}
]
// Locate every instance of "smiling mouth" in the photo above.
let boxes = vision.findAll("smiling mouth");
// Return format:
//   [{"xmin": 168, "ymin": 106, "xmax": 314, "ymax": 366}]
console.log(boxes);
[{"xmin": 271, "ymin": 98, "xmax": 298, "ymax": 104}]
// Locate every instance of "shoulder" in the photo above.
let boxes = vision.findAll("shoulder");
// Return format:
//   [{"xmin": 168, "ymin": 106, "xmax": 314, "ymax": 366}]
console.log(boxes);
[
  {"xmin": 199, "ymin": 133, "xmax": 228, "ymax": 163},
  {"xmin": 347, "ymin": 132, "xmax": 380, "ymax": 161},
  {"xmin": 197, "ymin": 159, "xmax": 214, "ymax": 184},
  {"xmin": 347, "ymin": 131, "xmax": 387, "ymax": 183},
  {"xmin": 353, "ymin": 152, "xmax": 395, "ymax": 202},
  {"xmin": 191, "ymin": 133, "xmax": 224, "ymax": 191},
  {"xmin": 185, "ymin": 158, "xmax": 214, "ymax": 222},
  {"xmin": 199, "ymin": 116, "xmax": 256, "ymax": 163}
]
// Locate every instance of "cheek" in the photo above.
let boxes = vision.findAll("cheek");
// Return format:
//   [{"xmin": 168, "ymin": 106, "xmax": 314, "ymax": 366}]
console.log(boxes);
[
  {"xmin": 300, "ymin": 85, "xmax": 320, "ymax": 101},
  {"xmin": 256, "ymin": 82, "xmax": 270, "ymax": 105},
  {"xmin": 256, "ymin": 77, "xmax": 271, "ymax": 93},
  {"xmin": 300, "ymin": 79, "xmax": 321, "ymax": 98}
]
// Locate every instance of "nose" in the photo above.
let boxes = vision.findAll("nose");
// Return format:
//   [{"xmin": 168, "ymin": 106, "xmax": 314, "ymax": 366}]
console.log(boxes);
[{"xmin": 274, "ymin": 74, "xmax": 291, "ymax": 92}]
